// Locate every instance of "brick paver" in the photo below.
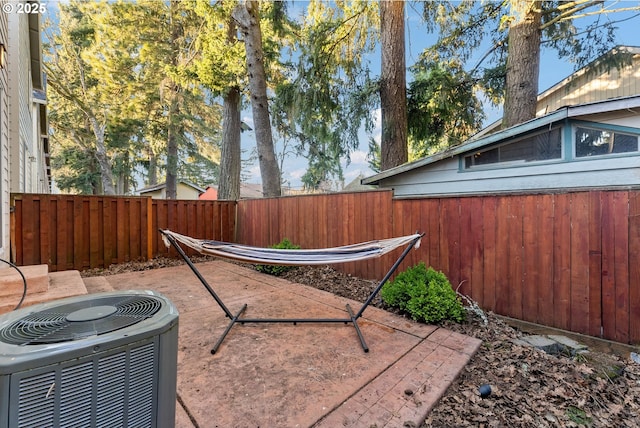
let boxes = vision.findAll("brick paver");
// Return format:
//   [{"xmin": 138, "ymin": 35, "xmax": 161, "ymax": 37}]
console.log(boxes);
[{"xmin": 314, "ymin": 330, "xmax": 481, "ymax": 427}]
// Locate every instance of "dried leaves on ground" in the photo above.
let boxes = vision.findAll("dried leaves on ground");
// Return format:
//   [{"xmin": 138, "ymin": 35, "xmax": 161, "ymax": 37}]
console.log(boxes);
[{"xmin": 83, "ymin": 259, "xmax": 640, "ymax": 427}]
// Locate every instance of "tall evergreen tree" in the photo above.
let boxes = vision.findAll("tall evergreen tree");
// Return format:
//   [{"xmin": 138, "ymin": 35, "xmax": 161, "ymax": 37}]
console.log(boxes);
[
  {"xmin": 272, "ymin": 0, "xmax": 378, "ymax": 189},
  {"xmin": 422, "ymin": 1, "xmax": 639, "ymax": 129},
  {"xmin": 45, "ymin": 0, "xmax": 222, "ymax": 195},
  {"xmin": 193, "ymin": 0, "xmax": 246, "ymax": 200},
  {"xmin": 232, "ymin": 0, "xmax": 281, "ymax": 197},
  {"xmin": 44, "ymin": 1, "xmax": 117, "ymax": 194},
  {"xmin": 379, "ymin": 0, "xmax": 407, "ymax": 170}
]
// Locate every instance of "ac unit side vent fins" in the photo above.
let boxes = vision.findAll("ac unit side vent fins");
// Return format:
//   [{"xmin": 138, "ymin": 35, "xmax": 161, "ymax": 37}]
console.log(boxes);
[
  {"xmin": 15, "ymin": 341, "xmax": 159, "ymax": 428},
  {"xmin": 1, "ymin": 290, "xmax": 177, "ymax": 428}
]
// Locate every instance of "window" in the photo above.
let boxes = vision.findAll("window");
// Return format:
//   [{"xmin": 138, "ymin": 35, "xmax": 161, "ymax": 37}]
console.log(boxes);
[
  {"xmin": 575, "ymin": 126, "xmax": 639, "ymax": 158},
  {"xmin": 465, "ymin": 127, "xmax": 562, "ymax": 169}
]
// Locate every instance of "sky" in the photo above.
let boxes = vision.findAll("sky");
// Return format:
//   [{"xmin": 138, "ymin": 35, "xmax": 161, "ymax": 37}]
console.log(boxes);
[
  {"xmin": 42, "ymin": 0, "xmax": 640, "ymax": 192},
  {"xmin": 238, "ymin": 2, "xmax": 640, "ymax": 191}
]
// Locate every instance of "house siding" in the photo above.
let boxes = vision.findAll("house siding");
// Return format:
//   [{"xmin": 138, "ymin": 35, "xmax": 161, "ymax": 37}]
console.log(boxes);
[
  {"xmin": 8, "ymin": 10, "xmax": 35, "ymax": 193},
  {"xmin": 380, "ymin": 137, "xmax": 640, "ymax": 198},
  {"xmin": 0, "ymin": 11, "xmax": 8, "ymax": 259},
  {"xmin": 537, "ymin": 52, "xmax": 640, "ymax": 116},
  {"xmin": 139, "ymin": 182, "xmax": 204, "ymax": 200}
]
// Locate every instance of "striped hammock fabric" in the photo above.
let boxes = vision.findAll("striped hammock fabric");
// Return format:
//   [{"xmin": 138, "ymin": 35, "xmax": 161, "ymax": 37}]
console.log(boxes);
[{"xmin": 161, "ymin": 230, "xmax": 422, "ymax": 266}]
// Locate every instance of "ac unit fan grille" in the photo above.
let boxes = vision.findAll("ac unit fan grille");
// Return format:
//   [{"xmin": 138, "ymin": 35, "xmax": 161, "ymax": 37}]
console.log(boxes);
[{"xmin": 0, "ymin": 295, "xmax": 162, "ymax": 345}]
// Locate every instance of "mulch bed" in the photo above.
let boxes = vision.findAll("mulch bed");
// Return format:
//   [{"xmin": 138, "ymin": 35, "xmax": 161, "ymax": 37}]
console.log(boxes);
[{"xmin": 82, "ymin": 258, "xmax": 640, "ymax": 427}]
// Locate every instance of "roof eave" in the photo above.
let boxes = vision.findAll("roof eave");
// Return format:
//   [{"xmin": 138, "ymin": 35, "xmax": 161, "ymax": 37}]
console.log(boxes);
[{"xmin": 363, "ymin": 108, "xmax": 570, "ymax": 185}]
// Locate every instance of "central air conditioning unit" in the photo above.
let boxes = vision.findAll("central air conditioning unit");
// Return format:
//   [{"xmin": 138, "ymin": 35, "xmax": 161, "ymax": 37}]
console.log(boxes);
[{"xmin": 0, "ymin": 290, "xmax": 179, "ymax": 428}]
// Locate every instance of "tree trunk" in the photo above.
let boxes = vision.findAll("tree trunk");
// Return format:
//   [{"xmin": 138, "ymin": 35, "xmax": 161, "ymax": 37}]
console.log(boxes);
[
  {"xmin": 166, "ymin": 0, "xmax": 181, "ymax": 200},
  {"xmin": 502, "ymin": 0, "xmax": 542, "ymax": 128},
  {"xmin": 166, "ymin": 88, "xmax": 180, "ymax": 200},
  {"xmin": 218, "ymin": 86, "xmax": 242, "ymax": 200},
  {"xmin": 380, "ymin": 0, "xmax": 408, "ymax": 171},
  {"xmin": 233, "ymin": 0, "xmax": 281, "ymax": 197},
  {"xmin": 147, "ymin": 146, "xmax": 158, "ymax": 186},
  {"xmin": 218, "ymin": 17, "xmax": 242, "ymax": 201},
  {"xmin": 88, "ymin": 116, "xmax": 116, "ymax": 195}
]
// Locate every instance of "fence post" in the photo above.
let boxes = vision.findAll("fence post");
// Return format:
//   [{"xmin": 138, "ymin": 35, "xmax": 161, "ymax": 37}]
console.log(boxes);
[
  {"xmin": 147, "ymin": 197, "xmax": 153, "ymax": 259},
  {"xmin": 9, "ymin": 194, "xmax": 18, "ymax": 264}
]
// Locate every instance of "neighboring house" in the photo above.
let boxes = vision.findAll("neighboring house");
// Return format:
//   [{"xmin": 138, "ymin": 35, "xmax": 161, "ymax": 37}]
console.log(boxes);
[
  {"xmin": 341, "ymin": 173, "xmax": 376, "ymax": 192},
  {"xmin": 363, "ymin": 47, "xmax": 640, "ymax": 197},
  {"xmin": 363, "ymin": 95, "xmax": 640, "ymax": 197},
  {"xmin": 0, "ymin": 4, "xmax": 49, "ymax": 262},
  {"xmin": 537, "ymin": 46, "xmax": 639, "ymax": 117},
  {"xmin": 199, "ymin": 186, "xmax": 218, "ymax": 200},
  {"xmin": 199, "ymin": 183, "xmax": 263, "ymax": 200},
  {"xmin": 138, "ymin": 180, "xmax": 205, "ymax": 200}
]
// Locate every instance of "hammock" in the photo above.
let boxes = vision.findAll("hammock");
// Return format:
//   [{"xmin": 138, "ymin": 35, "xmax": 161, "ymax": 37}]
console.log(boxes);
[
  {"xmin": 159, "ymin": 229, "xmax": 423, "ymax": 354},
  {"xmin": 161, "ymin": 229, "xmax": 422, "ymax": 265}
]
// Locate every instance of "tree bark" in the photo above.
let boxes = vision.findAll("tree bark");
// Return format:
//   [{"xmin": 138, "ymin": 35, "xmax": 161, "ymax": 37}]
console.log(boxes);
[
  {"xmin": 88, "ymin": 116, "xmax": 116, "ymax": 195},
  {"xmin": 165, "ymin": 0, "xmax": 181, "ymax": 199},
  {"xmin": 380, "ymin": 0, "xmax": 408, "ymax": 171},
  {"xmin": 166, "ymin": 88, "xmax": 180, "ymax": 200},
  {"xmin": 233, "ymin": 0, "xmax": 281, "ymax": 197},
  {"xmin": 147, "ymin": 146, "xmax": 158, "ymax": 186},
  {"xmin": 218, "ymin": 85, "xmax": 242, "ymax": 200},
  {"xmin": 218, "ymin": 17, "xmax": 242, "ymax": 201},
  {"xmin": 502, "ymin": 0, "xmax": 542, "ymax": 128}
]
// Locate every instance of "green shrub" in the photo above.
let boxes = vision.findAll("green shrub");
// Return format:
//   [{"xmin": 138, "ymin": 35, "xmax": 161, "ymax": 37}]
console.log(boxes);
[
  {"xmin": 255, "ymin": 238, "xmax": 300, "ymax": 276},
  {"xmin": 381, "ymin": 262, "xmax": 465, "ymax": 324}
]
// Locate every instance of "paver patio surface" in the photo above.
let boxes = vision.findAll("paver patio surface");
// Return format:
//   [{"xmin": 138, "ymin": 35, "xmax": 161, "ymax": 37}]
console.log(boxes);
[{"xmin": 90, "ymin": 260, "xmax": 481, "ymax": 427}]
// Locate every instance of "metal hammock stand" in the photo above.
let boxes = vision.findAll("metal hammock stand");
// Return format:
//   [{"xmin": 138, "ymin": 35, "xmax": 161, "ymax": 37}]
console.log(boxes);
[{"xmin": 160, "ymin": 229, "xmax": 423, "ymax": 354}]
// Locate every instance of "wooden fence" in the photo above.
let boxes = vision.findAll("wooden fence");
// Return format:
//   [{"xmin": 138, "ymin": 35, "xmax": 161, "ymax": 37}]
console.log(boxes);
[
  {"xmin": 236, "ymin": 189, "xmax": 640, "ymax": 345},
  {"xmin": 10, "ymin": 194, "xmax": 235, "ymax": 271},
  {"xmin": 10, "ymin": 189, "xmax": 640, "ymax": 344}
]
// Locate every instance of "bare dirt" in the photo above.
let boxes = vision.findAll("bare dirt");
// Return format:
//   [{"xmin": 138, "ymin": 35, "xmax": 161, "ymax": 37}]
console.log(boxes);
[{"xmin": 83, "ymin": 258, "xmax": 640, "ymax": 427}]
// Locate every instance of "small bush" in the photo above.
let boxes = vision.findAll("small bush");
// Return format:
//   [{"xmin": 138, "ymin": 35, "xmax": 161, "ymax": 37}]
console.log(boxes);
[
  {"xmin": 254, "ymin": 238, "xmax": 300, "ymax": 276},
  {"xmin": 381, "ymin": 262, "xmax": 465, "ymax": 324}
]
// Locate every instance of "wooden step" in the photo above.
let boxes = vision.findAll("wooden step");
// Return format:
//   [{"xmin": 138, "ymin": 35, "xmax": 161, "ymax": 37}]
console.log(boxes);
[{"xmin": 0, "ymin": 270, "xmax": 87, "ymax": 315}]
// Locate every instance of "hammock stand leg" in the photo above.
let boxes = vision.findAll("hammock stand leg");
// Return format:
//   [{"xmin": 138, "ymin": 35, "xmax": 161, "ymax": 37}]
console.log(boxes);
[
  {"xmin": 161, "ymin": 230, "xmax": 422, "ymax": 354},
  {"xmin": 161, "ymin": 230, "xmax": 235, "ymax": 319}
]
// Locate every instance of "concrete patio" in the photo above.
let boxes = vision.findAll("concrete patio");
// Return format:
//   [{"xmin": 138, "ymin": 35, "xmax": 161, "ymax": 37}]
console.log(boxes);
[{"xmin": 81, "ymin": 260, "xmax": 482, "ymax": 427}]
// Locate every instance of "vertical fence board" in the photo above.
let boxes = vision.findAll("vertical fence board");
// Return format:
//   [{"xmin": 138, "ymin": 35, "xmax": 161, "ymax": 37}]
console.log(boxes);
[
  {"xmin": 612, "ymin": 191, "xmax": 630, "ymax": 342},
  {"xmin": 10, "ymin": 189, "xmax": 640, "ymax": 344},
  {"xmin": 48, "ymin": 197, "xmax": 58, "ymax": 269},
  {"xmin": 467, "ymin": 197, "xmax": 484, "ymax": 308},
  {"xmin": 494, "ymin": 197, "xmax": 510, "ymax": 316},
  {"xmin": 458, "ymin": 198, "xmax": 473, "ymax": 296},
  {"xmin": 10, "ymin": 195, "xmax": 236, "ymax": 271},
  {"xmin": 588, "ymin": 192, "xmax": 603, "ymax": 337},
  {"xmin": 39, "ymin": 196, "xmax": 49, "ymax": 266},
  {"xmin": 60, "ymin": 198, "xmax": 72, "ymax": 271},
  {"xmin": 553, "ymin": 194, "xmax": 572, "ymax": 331},
  {"xmin": 537, "ymin": 194, "xmax": 555, "ymax": 328},
  {"xmin": 481, "ymin": 197, "xmax": 497, "ymax": 312},
  {"xmin": 21, "ymin": 195, "xmax": 36, "ymax": 266},
  {"xmin": 600, "ymin": 192, "xmax": 616, "ymax": 339},
  {"xmin": 508, "ymin": 197, "xmax": 524, "ymax": 320},
  {"xmin": 629, "ymin": 191, "xmax": 640, "ymax": 343},
  {"xmin": 570, "ymin": 192, "xmax": 591, "ymax": 335},
  {"xmin": 523, "ymin": 195, "xmax": 539, "ymax": 324},
  {"xmin": 89, "ymin": 198, "xmax": 101, "ymax": 269},
  {"xmin": 427, "ymin": 199, "xmax": 441, "ymax": 272}
]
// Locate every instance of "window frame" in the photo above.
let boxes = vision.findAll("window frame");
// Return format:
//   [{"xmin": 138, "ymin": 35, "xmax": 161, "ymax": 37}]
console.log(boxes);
[
  {"xmin": 462, "ymin": 125, "xmax": 564, "ymax": 171},
  {"xmin": 572, "ymin": 123, "xmax": 640, "ymax": 160}
]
